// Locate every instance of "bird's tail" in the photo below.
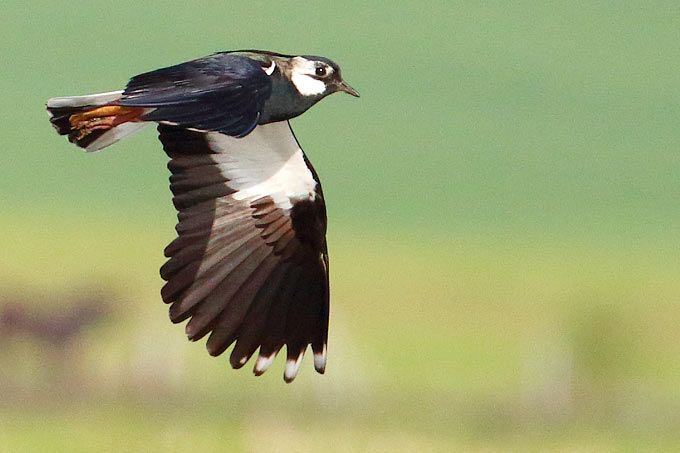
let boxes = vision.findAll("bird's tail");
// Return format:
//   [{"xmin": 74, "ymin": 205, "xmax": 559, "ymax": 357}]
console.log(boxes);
[{"xmin": 46, "ymin": 90, "xmax": 149, "ymax": 152}]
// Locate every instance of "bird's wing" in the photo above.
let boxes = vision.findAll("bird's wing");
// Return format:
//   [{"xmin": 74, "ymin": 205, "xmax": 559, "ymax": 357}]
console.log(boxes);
[
  {"xmin": 158, "ymin": 121, "xmax": 329, "ymax": 382},
  {"xmin": 118, "ymin": 53, "xmax": 273, "ymax": 137}
]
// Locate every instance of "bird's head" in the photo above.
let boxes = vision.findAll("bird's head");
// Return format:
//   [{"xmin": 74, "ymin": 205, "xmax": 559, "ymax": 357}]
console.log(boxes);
[{"xmin": 288, "ymin": 56, "xmax": 360, "ymax": 99}]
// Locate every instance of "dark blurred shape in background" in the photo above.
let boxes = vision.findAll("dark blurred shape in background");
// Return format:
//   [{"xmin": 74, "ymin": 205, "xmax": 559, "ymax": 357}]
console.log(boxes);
[
  {"xmin": 0, "ymin": 288, "xmax": 114, "ymax": 400},
  {"xmin": 0, "ymin": 292, "xmax": 110, "ymax": 345}
]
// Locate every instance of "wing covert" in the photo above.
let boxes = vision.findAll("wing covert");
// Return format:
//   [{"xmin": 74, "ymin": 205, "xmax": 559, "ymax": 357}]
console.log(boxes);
[{"xmin": 119, "ymin": 54, "xmax": 272, "ymax": 137}]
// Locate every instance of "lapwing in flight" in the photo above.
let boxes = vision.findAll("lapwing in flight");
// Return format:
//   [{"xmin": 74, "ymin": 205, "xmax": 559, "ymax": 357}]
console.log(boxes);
[{"xmin": 46, "ymin": 50, "xmax": 359, "ymax": 382}]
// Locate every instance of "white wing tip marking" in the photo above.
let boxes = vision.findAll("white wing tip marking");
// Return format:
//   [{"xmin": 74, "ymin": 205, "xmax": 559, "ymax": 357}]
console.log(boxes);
[
  {"xmin": 314, "ymin": 344, "xmax": 327, "ymax": 374},
  {"xmin": 283, "ymin": 350, "xmax": 305, "ymax": 383},
  {"xmin": 253, "ymin": 353, "xmax": 277, "ymax": 376}
]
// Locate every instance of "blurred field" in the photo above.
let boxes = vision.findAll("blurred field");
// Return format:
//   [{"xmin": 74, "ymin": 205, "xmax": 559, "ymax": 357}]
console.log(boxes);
[
  {"xmin": 2, "ymin": 0, "xmax": 680, "ymax": 451},
  {"xmin": 2, "ymin": 215, "xmax": 680, "ymax": 451}
]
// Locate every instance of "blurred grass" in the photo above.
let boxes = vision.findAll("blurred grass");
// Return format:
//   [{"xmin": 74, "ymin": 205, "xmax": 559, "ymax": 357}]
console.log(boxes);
[
  {"xmin": 2, "ymin": 214, "xmax": 680, "ymax": 451},
  {"xmin": 1, "ymin": 0, "xmax": 680, "ymax": 450}
]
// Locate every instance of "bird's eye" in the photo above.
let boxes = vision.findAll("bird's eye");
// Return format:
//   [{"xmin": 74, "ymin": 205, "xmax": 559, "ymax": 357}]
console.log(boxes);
[{"xmin": 315, "ymin": 66, "xmax": 327, "ymax": 77}]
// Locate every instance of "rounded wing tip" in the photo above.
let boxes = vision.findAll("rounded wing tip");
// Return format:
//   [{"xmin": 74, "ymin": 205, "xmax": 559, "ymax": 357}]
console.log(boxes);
[
  {"xmin": 253, "ymin": 353, "xmax": 276, "ymax": 376},
  {"xmin": 230, "ymin": 353, "xmax": 250, "ymax": 370},
  {"xmin": 283, "ymin": 350, "xmax": 305, "ymax": 383},
  {"xmin": 313, "ymin": 344, "xmax": 327, "ymax": 374}
]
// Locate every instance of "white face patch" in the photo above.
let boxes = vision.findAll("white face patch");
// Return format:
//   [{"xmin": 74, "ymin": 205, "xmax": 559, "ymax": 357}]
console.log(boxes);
[
  {"xmin": 291, "ymin": 72, "xmax": 327, "ymax": 96},
  {"xmin": 290, "ymin": 56, "xmax": 331, "ymax": 97}
]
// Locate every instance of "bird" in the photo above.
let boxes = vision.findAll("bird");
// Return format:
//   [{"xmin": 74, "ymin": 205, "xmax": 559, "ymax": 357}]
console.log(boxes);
[{"xmin": 45, "ymin": 50, "xmax": 359, "ymax": 383}]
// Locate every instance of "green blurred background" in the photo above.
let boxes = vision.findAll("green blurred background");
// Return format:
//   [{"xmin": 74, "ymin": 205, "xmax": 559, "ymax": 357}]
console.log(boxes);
[{"xmin": 1, "ymin": 1, "xmax": 679, "ymax": 451}]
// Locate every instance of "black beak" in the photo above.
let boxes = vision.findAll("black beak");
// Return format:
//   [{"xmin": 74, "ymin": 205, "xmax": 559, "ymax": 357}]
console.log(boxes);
[{"xmin": 337, "ymin": 80, "xmax": 360, "ymax": 97}]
